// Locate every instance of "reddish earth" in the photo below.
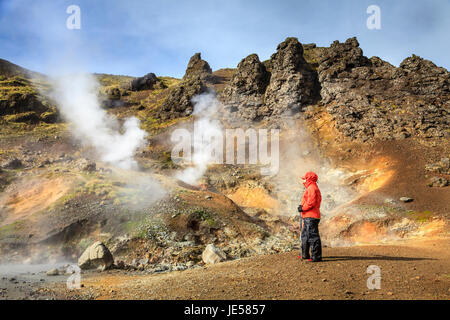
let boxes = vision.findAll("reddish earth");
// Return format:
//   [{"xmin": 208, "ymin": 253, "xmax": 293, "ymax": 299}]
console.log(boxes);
[{"xmin": 50, "ymin": 238, "xmax": 449, "ymax": 300}]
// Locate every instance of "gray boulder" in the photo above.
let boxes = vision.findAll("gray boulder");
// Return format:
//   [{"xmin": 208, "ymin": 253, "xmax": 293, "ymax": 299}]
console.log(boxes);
[
  {"xmin": 78, "ymin": 241, "xmax": 114, "ymax": 271},
  {"xmin": 131, "ymin": 73, "xmax": 165, "ymax": 91}
]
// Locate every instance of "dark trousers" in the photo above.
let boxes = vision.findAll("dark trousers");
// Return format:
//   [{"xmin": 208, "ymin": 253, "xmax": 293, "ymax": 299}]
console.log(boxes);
[{"xmin": 301, "ymin": 218, "xmax": 322, "ymax": 261}]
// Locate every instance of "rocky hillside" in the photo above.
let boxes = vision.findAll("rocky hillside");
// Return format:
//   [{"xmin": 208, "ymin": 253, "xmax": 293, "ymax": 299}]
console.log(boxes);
[{"xmin": 0, "ymin": 36, "xmax": 448, "ymax": 272}]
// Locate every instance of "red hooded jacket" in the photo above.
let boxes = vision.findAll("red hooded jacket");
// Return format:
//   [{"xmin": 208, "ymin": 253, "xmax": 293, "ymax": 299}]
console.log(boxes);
[{"xmin": 301, "ymin": 172, "xmax": 322, "ymax": 219}]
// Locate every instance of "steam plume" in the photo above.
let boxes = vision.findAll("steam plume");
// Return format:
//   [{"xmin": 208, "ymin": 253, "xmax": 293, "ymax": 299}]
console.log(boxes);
[
  {"xmin": 50, "ymin": 72, "xmax": 146, "ymax": 170},
  {"xmin": 176, "ymin": 91, "xmax": 222, "ymax": 184}
]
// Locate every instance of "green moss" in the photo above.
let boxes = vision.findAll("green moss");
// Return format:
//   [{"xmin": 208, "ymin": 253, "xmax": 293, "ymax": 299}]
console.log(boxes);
[
  {"xmin": 95, "ymin": 73, "xmax": 134, "ymax": 88},
  {"xmin": 158, "ymin": 76, "xmax": 181, "ymax": 88},
  {"xmin": 0, "ymin": 220, "xmax": 25, "ymax": 238},
  {"xmin": 3, "ymin": 111, "xmax": 40, "ymax": 123},
  {"xmin": 406, "ymin": 210, "xmax": 433, "ymax": 222}
]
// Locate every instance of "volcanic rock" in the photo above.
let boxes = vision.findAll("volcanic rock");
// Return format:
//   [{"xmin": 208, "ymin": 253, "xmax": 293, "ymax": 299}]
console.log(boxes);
[
  {"xmin": 221, "ymin": 54, "xmax": 270, "ymax": 121},
  {"xmin": 82, "ymin": 160, "xmax": 96, "ymax": 173},
  {"xmin": 156, "ymin": 78, "xmax": 208, "ymax": 120},
  {"xmin": 131, "ymin": 73, "xmax": 165, "ymax": 91},
  {"xmin": 183, "ymin": 53, "xmax": 213, "ymax": 81},
  {"xmin": 3, "ymin": 158, "xmax": 23, "ymax": 169},
  {"xmin": 262, "ymin": 37, "xmax": 320, "ymax": 117},
  {"xmin": 78, "ymin": 241, "xmax": 114, "ymax": 271},
  {"xmin": 313, "ymin": 37, "xmax": 449, "ymax": 141}
]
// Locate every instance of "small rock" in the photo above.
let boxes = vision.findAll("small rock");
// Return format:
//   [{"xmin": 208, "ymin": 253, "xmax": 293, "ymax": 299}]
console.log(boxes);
[
  {"xmin": 384, "ymin": 198, "xmax": 396, "ymax": 205},
  {"xmin": 399, "ymin": 197, "xmax": 413, "ymax": 203},
  {"xmin": 46, "ymin": 268, "xmax": 59, "ymax": 276},
  {"xmin": 82, "ymin": 160, "xmax": 96, "ymax": 173},
  {"xmin": 186, "ymin": 261, "xmax": 195, "ymax": 267},
  {"xmin": 3, "ymin": 158, "xmax": 23, "ymax": 169}
]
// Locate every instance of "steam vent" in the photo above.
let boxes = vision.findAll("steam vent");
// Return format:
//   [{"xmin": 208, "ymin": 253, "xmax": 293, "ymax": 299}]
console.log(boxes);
[{"xmin": 0, "ymin": 1, "xmax": 449, "ymax": 301}]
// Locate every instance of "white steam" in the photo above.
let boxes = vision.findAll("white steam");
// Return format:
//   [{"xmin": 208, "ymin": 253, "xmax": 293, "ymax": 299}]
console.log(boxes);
[
  {"xmin": 50, "ymin": 73, "xmax": 146, "ymax": 169},
  {"xmin": 176, "ymin": 91, "xmax": 223, "ymax": 185}
]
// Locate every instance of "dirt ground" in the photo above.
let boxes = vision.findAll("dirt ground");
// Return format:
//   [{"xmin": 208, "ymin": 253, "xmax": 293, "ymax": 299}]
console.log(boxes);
[{"xmin": 46, "ymin": 238, "xmax": 449, "ymax": 300}]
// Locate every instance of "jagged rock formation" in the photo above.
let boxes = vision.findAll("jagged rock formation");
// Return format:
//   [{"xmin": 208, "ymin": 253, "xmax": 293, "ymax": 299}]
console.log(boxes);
[
  {"xmin": 220, "ymin": 37, "xmax": 320, "ymax": 121},
  {"xmin": 155, "ymin": 78, "xmax": 208, "ymax": 120},
  {"xmin": 155, "ymin": 53, "xmax": 213, "ymax": 120},
  {"xmin": 183, "ymin": 53, "xmax": 213, "ymax": 81},
  {"xmin": 221, "ymin": 54, "xmax": 270, "ymax": 120},
  {"xmin": 315, "ymin": 37, "xmax": 449, "ymax": 141},
  {"xmin": 262, "ymin": 37, "xmax": 320, "ymax": 117}
]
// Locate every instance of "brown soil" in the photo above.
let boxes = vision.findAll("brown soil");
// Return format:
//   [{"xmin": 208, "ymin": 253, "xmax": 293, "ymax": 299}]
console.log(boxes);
[
  {"xmin": 50, "ymin": 238, "xmax": 449, "ymax": 300},
  {"xmin": 0, "ymin": 177, "xmax": 74, "ymax": 226}
]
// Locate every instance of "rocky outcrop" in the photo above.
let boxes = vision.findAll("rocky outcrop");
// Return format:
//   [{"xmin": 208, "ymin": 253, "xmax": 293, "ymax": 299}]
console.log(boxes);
[
  {"xmin": 156, "ymin": 78, "xmax": 208, "ymax": 120},
  {"xmin": 155, "ymin": 53, "xmax": 214, "ymax": 120},
  {"xmin": 78, "ymin": 241, "xmax": 114, "ymax": 271},
  {"xmin": 131, "ymin": 73, "xmax": 166, "ymax": 91},
  {"xmin": 0, "ymin": 76, "xmax": 57, "ymax": 123},
  {"xmin": 317, "ymin": 37, "xmax": 371, "ymax": 105},
  {"xmin": 262, "ymin": 37, "xmax": 320, "ymax": 117},
  {"xmin": 183, "ymin": 53, "xmax": 213, "ymax": 81},
  {"xmin": 220, "ymin": 37, "xmax": 320, "ymax": 121},
  {"xmin": 313, "ymin": 37, "xmax": 449, "ymax": 141},
  {"xmin": 221, "ymin": 54, "xmax": 270, "ymax": 120}
]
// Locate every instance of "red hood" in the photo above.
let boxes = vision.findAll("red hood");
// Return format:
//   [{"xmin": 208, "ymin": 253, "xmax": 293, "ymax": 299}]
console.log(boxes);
[{"xmin": 302, "ymin": 171, "xmax": 318, "ymax": 188}]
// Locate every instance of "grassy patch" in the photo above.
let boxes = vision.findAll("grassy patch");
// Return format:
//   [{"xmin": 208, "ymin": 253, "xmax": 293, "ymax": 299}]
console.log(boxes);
[
  {"xmin": 406, "ymin": 210, "xmax": 433, "ymax": 222},
  {"xmin": 0, "ymin": 220, "xmax": 25, "ymax": 238}
]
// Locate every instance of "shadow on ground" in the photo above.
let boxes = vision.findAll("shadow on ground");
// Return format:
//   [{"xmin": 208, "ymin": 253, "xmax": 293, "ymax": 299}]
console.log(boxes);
[{"xmin": 323, "ymin": 255, "xmax": 435, "ymax": 262}]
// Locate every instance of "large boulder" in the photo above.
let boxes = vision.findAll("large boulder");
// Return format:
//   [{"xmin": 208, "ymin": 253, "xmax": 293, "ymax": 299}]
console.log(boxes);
[
  {"xmin": 202, "ymin": 244, "xmax": 227, "ymax": 264},
  {"xmin": 78, "ymin": 241, "xmax": 114, "ymax": 271},
  {"xmin": 262, "ymin": 37, "xmax": 320, "ymax": 117},
  {"xmin": 130, "ymin": 73, "xmax": 165, "ymax": 91}
]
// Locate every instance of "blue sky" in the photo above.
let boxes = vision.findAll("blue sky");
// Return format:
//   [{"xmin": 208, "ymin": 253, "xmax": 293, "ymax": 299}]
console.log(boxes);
[{"xmin": 0, "ymin": 0, "xmax": 448, "ymax": 78}]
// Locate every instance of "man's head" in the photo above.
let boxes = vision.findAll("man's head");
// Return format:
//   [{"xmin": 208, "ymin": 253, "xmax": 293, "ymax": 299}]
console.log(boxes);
[{"xmin": 301, "ymin": 171, "xmax": 318, "ymax": 184}]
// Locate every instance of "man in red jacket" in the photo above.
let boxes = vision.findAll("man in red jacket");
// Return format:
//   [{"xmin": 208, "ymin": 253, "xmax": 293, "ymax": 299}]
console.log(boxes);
[{"xmin": 298, "ymin": 171, "xmax": 322, "ymax": 262}]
